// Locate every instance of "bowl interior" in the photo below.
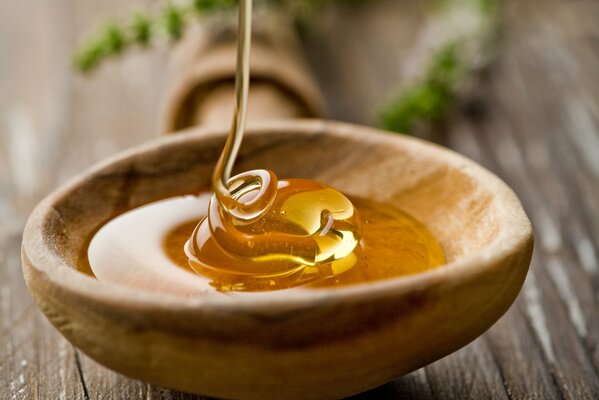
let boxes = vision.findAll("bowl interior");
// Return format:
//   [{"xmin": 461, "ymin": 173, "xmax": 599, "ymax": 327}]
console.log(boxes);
[{"xmin": 42, "ymin": 121, "xmax": 504, "ymax": 288}]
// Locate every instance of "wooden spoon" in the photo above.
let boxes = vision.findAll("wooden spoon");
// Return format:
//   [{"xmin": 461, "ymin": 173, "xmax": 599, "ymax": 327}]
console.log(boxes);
[
  {"xmin": 23, "ymin": 11, "xmax": 532, "ymax": 399},
  {"xmin": 22, "ymin": 119, "xmax": 532, "ymax": 400}
]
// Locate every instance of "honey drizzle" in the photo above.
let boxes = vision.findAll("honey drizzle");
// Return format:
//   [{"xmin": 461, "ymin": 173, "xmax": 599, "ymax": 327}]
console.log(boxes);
[
  {"xmin": 212, "ymin": 0, "xmax": 252, "ymax": 206},
  {"xmin": 184, "ymin": 0, "xmax": 363, "ymax": 291}
]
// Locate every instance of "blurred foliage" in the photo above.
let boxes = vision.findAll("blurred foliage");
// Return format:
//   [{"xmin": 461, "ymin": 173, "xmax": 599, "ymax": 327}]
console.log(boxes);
[
  {"xmin": 379, "ymin": 0, "xmax": 499, "ymax": 133},
  {"xmin": 73, "ymin": 0, "xmax": 498, "ymax": 134},
  {"xmin": 74, "ymin": 1, "xmax": 235, "ymax": 72},
  {"xmin": 380, "ymin": 44, "xmax": 463, "ymax": 133},
  {"xmin": 73, "ymin": 0, "xmax": 368, "ymax": 73}
]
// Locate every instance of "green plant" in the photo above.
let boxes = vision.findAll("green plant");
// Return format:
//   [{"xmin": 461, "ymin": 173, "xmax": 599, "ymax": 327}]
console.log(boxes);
[
  {"xmin": 74, "ymin": 1, "xmax": 237, "ymax": 72},
  {"xmin": 380, "ymin": 43, "xmax": 463, "ymax": 133},
  {"xmin": 379, "ymin": 0, "xmax": 499, "ymax": 133},
  {"xmin": 73, "ymin": 0, "xmax": 498, "ymax": 133}
]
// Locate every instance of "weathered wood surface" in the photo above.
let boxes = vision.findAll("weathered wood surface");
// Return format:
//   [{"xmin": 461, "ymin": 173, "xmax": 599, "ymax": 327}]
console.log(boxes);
[{"xmin": 1, "ymin": 0, "xmax": 598, "ymax": 398}]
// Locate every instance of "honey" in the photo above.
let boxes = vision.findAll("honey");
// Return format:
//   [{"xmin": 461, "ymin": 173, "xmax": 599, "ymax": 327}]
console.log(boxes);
[
  {"xmin": 182, "ymin": 0, "xmax": 363, "ymax": 290},
  {"xmin": 177, "ymin": 196, "xmax": 444, "ymax": 291},
  {"xmin": 186, "ymin": 178, "xmax": 362, "ymax": 290},
  {"xmin": 82, "ymin": 194, "xmax": 445, "ymax": 295}
]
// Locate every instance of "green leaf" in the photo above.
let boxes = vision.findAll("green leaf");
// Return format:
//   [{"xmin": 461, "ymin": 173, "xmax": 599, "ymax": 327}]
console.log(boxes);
[
  {"xmin": 131, "ymin": 13, "xmax": 152, "ymax": 46},
  {"xmin": 73, "ymin": 39, "xmax": 105, "ymax": 72},
  {"xmin": 379, "ymin": 43, "xmax": 461, "ymax": 133},
  {"xmin": 103, "ymin": 23, "xmax": 126, "ymax": 54},
  {"xmin": 163, "ymin": 4, "xmax": 185, "ymax": 40}
]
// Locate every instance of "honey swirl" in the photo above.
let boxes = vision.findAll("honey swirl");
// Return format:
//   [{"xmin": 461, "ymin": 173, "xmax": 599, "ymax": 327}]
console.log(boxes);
[{"xmin": 184, "ymin": 0, "xmax": 362, "ymax": 291}]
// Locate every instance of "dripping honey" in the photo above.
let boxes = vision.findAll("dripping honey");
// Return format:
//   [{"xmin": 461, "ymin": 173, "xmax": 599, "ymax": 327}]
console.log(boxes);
[{"xmin": 181, "ymin": 0, "xmax": 365, "ymax": 290}]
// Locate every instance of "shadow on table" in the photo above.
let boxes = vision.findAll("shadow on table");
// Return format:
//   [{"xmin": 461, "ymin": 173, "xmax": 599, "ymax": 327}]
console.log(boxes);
[{"xmin": 149, "ymin": 373, "xmax": 432, "ymax": 399}]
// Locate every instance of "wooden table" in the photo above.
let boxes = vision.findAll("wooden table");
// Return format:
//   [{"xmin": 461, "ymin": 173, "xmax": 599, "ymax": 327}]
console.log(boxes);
[{"xmin": 1, "ymin": 0, "xmax": 598, "ymax": 398}]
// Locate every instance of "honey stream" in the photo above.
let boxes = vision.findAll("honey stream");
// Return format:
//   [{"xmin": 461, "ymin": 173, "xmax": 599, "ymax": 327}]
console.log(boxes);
[{"xmin": 183, "ymin": 0, "xmax": 364, "ymax": 290}]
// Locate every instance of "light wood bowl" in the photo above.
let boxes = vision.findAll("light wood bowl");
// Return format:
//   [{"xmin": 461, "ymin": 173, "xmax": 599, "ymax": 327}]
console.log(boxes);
[{"xmin": 22, "ymin": 120, "xmax": 533, "ymax": 400}]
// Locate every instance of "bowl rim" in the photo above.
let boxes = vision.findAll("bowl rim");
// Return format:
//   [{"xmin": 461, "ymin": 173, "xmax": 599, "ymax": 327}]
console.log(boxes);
[{"xmin": 22, "ymin": 119, "xmax": 533, "ymax": 314}]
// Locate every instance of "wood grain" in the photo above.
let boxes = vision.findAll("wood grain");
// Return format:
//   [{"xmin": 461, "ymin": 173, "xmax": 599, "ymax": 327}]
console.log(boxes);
[{"xmin": 1, "ymin": 0, "xmax": 598, "ymax": 399}]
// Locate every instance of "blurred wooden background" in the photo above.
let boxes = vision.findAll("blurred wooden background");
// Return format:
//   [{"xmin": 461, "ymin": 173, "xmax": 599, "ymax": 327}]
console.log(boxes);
[{"xmin": 1, "ymin": 0, "xmax": 599, "ymax": 398}]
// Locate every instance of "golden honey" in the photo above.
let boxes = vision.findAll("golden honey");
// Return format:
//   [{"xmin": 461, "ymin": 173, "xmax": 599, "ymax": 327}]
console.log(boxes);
[
  {"xmin": 168, "ymin": 195, "xmax": 445, "ymax": 291},
  {"xmin": 80, "ymin": 194, "xmax": 445, "ymax": 293},
  {"xmin": 186, "ymin": 177, "xmax": 363, "ymax": 291}
]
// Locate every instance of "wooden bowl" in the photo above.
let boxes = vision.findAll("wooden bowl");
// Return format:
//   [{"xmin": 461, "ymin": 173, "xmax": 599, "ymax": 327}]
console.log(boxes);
[{"xmin": 21, "ymin": 120, "xmax": 533, "ymax": 400}]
